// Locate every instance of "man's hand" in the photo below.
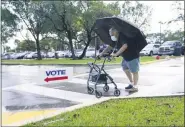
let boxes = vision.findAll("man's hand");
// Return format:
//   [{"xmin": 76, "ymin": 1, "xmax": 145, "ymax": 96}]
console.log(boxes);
[
  {"xmin": 114, "ymin": 43, "xmax": 128, "ymax": 57},
  {"xmin": 110, "ymin": 53, "xmax": 117, "ymax": 57}
]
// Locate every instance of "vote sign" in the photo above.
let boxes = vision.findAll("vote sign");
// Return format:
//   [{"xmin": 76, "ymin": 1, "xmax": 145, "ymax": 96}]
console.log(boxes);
[{"xmin": 44, "ymin": 67, "xmax": 73, "ymax": 83}]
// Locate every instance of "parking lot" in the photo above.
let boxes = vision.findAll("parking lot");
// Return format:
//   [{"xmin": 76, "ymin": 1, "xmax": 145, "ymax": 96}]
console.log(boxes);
[
  {"xmin": 1, "ymin": 47, "xmax": 100, "ymax": 60},
  {"xmin": 2, "ymin": 40, "xmax": 184, "ymax": 61}
]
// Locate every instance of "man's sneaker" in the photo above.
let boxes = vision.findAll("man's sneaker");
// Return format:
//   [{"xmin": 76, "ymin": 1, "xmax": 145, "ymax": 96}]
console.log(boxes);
[
  {"xmin": 125, "ymin": 84, "xmax": 133, "ymax": 89},
  {"xmin": 125, "ymin": 84, "xmax": 138, "ymax": 92}
]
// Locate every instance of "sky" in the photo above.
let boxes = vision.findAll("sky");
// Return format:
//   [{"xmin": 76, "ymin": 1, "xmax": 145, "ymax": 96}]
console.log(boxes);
[{"xmin": 5, "ymin": 1, "xmax": 184, "ymax": 49}]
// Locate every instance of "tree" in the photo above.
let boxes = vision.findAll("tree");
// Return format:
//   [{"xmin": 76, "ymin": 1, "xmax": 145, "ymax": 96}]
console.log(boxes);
[
  {"xmin": 14, "ymin": 39, "xmax": 20, "ymax": 52},
  {"xmin": 56, "ymin": 33, "xmax": 70, "ymax": 51},
  {"xmin": 121, "ymin": 1, "xmax": 153, "ymax": 31},
  {"xmin": 146, "ymin": 33, "xmax": 165, "ymax": 44},
  {"xmin": 163, "ymin": 30, "xmax": 184, "ymax": 42},
  {"xmin": 146, "ymin": 30, "xmax": 184, "ymax": 44},
  {"xmin": 16, "ymin": 40, "xmax": 36, "ymax": 52},
  {"xmin": 168, "ymin": 1, "xmax": 184, "ymax": 24},
  {"xmin": 44, "ymin": 32, "xmax": 70, "ymax": 51},
  {"xmin": 76, "ymin": 1, "xmax": 121, "ymax": 59},
  {"xmin": 40, "ymin": 37, "xmax": 58, "ymax": 51},
  {"xmin": 42, "ymin": 1, "xmax": 81, "ymax": 59},
  {"xmin": 10, "ymin": 0, "xmax": 52, "ymax": 60},
  {"xmin": 1, "ymin": 5, "xmax": 19, "ymax": 49},
  {"xmin": 4, "ymin": 46, "xmax": 11, "ymax": 52}
]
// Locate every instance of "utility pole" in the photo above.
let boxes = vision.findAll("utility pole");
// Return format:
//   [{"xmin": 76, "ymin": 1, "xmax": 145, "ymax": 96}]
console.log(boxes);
[
  {"xmin": 159, "ymin": 21, "xmax": 162, "ymax": 44},
  {"xmin": 159, "ymin": 21, "xmax": 166, "ymax": 44},
  {"xmin": 160, "ymin": 23, "xmax": 161, "ymax": 44}
]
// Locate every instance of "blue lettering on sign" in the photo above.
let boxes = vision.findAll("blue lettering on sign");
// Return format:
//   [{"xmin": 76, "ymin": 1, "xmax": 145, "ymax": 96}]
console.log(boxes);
[{"xmin": 46, "ymin": 70, "xmax": 66, "ymax": 76}]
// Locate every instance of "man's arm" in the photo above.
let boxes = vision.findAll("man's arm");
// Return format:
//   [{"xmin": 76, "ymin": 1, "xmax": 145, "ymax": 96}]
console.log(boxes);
[{"xmin": 114, "ymin": 43, "xmax": 128, "ymax": 56}]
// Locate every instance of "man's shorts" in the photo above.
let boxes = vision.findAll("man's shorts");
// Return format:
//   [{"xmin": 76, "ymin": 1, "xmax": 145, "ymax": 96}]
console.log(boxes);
[{"xmin": 121, "ymin": 58, "xmax": 140, "ymax": 73}]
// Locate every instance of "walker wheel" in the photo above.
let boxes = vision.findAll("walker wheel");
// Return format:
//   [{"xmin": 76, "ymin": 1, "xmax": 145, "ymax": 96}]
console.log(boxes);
[
  {"xmin": 87, "ymin": 87, "xmax": 94, "ymax": 94},
  {"xmin": 114, "ymin": 89, "xmax": 121, "ymax": 96},
  {"xmin": 95, "ymin": 91, "xmax": 102, "ymax": 98},
  {"xmin": 103, "ymin": 85, "xmax": 109, "ymax": 92}
]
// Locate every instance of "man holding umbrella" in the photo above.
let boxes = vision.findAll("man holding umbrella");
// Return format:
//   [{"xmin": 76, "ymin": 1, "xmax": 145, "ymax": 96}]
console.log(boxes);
[{"xmin": 99, "ymin": 27, "xmax": 139, "ymax": 92}]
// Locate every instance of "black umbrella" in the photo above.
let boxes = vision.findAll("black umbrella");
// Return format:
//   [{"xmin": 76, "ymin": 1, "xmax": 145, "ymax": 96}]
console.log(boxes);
[{"xmin": 93, "ymin": 17, "xmax": 147, "ymax": 52}]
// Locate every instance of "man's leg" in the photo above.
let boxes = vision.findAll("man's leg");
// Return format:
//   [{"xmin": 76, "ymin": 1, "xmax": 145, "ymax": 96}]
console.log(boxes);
[
  {"xmin": 124, "ymin": 69, "xmax": 133, "ymax": 84},
  {"xmin": 121, "ymin": 59, "xmax": 133, "ymax": 84},
  {"xmin": 126, "ymin": 58, "xmax": 140, "ymax": 91},
  {"xmin": 132, "ymin": 72, "xmax": 139, "ymax": 86}
]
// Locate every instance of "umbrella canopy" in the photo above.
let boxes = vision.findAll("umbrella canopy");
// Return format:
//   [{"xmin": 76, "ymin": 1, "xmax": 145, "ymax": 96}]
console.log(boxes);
[{"xmin": 93, "ymin": 17, "xmax": 147, "ymax": 52}]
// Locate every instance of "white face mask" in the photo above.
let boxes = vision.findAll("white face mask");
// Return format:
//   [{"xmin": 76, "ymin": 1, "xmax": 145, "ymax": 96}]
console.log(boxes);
[{"xmin": 111, "ymin": 36, "xmax": 117, "ymax": 41}]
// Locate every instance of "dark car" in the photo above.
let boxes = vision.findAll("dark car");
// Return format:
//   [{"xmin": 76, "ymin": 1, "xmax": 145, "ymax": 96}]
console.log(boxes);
[
  {"xmin": 158, "ymin": 41, "xmax": 182, "ymax": 56},
  {"xmin": 16, "ymin": 52, "xmax": 29, "ymax": 59},
  {"xmin": 2, "ymin": 53, "xmax": 12, "ymax": 60},
  {"xmin": 24, "ymin": 52, "xmax": 37, "ymax": 59}
]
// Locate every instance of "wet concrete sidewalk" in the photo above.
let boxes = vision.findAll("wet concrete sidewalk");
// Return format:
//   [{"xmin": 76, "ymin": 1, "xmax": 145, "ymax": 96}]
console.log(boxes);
[{"xmin": 2, "ymin": 57, "xmax": 184, "ymax": 126}]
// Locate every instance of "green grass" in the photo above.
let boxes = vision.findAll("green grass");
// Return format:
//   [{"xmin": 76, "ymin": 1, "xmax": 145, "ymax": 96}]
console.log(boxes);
[
  {"xmin": 24, "ymin": 96, "xmax": 184, "ymax": 126},
  {"xmin": 2, "ymin": 56, "xmax": 165, "ymax": 65}
]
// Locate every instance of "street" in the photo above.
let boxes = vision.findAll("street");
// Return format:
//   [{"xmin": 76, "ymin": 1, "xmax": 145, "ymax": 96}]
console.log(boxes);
[{"xmin": 2, "ymin": 57, "xmax": 184, "ymax": 126}]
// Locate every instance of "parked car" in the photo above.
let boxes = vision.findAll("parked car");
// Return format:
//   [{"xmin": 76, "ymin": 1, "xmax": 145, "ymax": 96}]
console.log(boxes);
[
  {"xmin": 42, "ymin": 52, "xmax": 47, "ymax": 58},
  {"xmin": 23, "ymin": 53, "xmax": 30, "ymax": 59},
  {"xmin": 32, "ymin": 52, "xmax": 47, "ymax": 59},
  {"xmin": 2, "ymin": 52, "xmax": 15, "ymax": 60},
  {"xmin": 158, "ymin": 41, "xmax": 182, "ymax": 56},
  {"xmin": 86, "ymin": 48, "xmax": 99, "ymax": 58},
  {"xmin": 140, "ymin": 44, "xmax": 160, "ymax": 56},
  {"xmin": 16, "ymin": 52, "xmax": 29, "ymax": 59},
  {"xmin": 2, "ymin": 53, "xmax": 11, "ymax": 60},
  {"xmin": 24, "ymin": 52, "xmax": 37, "ymax": 59},
  {"xmin": 64, "ymin": 51, "xmax": 72, "ymax": 58},
  {"xmin": 12, "ymin": 53, "xmax": 21, "ymax": 59},
  {"xmin": 9, "ymin": 53, "xmax": 17, "ymax": 59},
  {"xmin": 46, "ymin": 52, "xmax": 55, "ymax": 58},
  {"xmin": 75, "ymin": 49, "xmax": 83, "ymax": 57},
  {"xmin": 56, "ymin": 51, "xmax": 66, "ymax": 58}
]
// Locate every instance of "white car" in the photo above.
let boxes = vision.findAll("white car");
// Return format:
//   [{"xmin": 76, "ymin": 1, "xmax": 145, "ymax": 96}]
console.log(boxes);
[
  {"xmin": 46, "ymin": 52, "xmax": 55, "ymax": 58},
  {"xmin": 86, "ymin": 48, "xmax": 99, "ymax": 58},
  {"xmin": 64, "ymin": 51, "xmax": 72, "ymax": 58},
  {"xmin": 140, "ymin": 44, "xmax": 160, "ymax": 56},
  {"xmin": 56, "ymin": 51, "xmax": 66, "ymax": 58},
  {"xmin": 75, "ymin": 49, "xmax": 83, "ymax": 57}
]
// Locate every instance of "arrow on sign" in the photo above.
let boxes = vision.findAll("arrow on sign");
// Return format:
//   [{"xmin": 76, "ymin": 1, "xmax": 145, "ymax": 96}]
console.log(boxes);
[{"xmin": 44, "ymin": 76, "xmax": 68, "ymax": 82}]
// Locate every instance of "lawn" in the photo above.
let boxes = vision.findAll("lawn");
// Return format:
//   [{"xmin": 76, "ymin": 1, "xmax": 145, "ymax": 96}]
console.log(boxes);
[
  {"xmin": 24, "ymin": 96, "xmax": 184, "ymax": 126},
  {"xmin": 2, "ymin": 56, "xmax": 165, "ymax": 65}
]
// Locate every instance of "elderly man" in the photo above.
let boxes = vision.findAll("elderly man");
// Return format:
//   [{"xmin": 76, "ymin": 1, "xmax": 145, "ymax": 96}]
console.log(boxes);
[{"xmin": 99, "ymin": 27, "xmax": 139, "ymax": 92}]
